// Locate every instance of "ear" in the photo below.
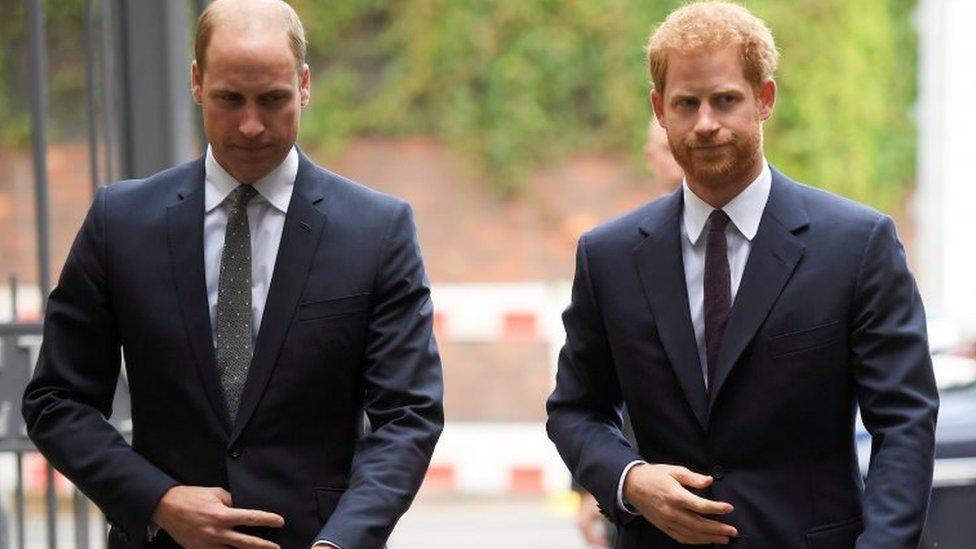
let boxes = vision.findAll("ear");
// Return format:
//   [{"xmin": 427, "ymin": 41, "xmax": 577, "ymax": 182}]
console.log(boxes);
[
  {"xmin": 190, "ymin": 60, "xmax": 203, "ymax": 105},
  {"xmin": 299, "ymin": 63, "xmax": 311, "ymax": 107},
  {"xmin": 757, "ymin": 78, "xmax": 776, "ymax": 121},
  {"xmin": 650, "ymin": 89, "xmax": 666, "ymax": 125}
]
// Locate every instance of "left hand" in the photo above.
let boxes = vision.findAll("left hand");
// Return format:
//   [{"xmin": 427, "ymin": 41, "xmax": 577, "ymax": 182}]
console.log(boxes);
[{"xmin": 577, "ymin": 491, "xmax": 610, "ymax": 547}]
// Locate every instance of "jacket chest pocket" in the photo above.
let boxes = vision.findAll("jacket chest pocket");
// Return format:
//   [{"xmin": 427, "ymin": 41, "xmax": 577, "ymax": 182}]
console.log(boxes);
[
  {"xmin": 767, "ymin": 320, "xmax": 842, "ymax": 358},
  {"xmin": 297, "ymin": 293, "xmax": 371, "ymax": 322}
]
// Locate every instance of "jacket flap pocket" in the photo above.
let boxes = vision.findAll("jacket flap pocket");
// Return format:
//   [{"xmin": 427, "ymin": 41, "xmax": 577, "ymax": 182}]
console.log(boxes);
[
  {"xmin": 769, "ymin": 320, "xmax": 841, "ymax": 357},
  {"xmin": 314, "ymin": 486, "xmax": 346, "ymax": 523},
  {"xmin": 805, "ymin": 516, "xmax": 862, "ymax": 549},
  {"xmin": 298, "ymin": 293, "xmax": 371, "ymax": 321}
]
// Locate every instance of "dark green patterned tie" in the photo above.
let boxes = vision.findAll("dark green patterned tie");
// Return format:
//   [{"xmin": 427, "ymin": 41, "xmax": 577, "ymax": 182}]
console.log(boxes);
[{"xmin": 216, "ymin": 184, "xmax": 258, "ymax": 421}]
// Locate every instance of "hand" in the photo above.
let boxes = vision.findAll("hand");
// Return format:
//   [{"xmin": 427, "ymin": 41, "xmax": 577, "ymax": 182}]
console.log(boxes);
[
  {"xmin": 576, "ymin": 491, "xmax": 610, "ymax": 547},
  {"xmin": 623, "ymin": 463, "xmax": 737, "ymax": 545},
  {"xmin": 151, "ymin": 485, "xmax": 285, "ymax": 549}
]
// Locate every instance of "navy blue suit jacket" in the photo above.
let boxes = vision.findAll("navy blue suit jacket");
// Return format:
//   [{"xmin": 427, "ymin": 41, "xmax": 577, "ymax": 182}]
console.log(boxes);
[
  {"xmin": 547, "ymin": 169, "xmax": 938, "ymax": 548},
  {"xmin": 22, "ymin": 151, "xmax": 444, "ymax": 548}
]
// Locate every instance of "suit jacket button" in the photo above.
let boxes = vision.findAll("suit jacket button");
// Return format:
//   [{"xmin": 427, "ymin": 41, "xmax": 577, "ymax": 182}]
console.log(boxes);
[
  {"xmin": 711, "ymin": 465, "xmax": 725, "ymax": 480},
  {"xmin": 228, "ymin": 447, "xmax": 242, "ymax": 459}
]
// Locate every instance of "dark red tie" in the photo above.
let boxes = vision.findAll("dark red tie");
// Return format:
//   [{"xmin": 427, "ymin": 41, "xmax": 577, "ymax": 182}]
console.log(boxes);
[{"xmin": 704, "ymin": 209, "xmax": 731, "ymax": 389}]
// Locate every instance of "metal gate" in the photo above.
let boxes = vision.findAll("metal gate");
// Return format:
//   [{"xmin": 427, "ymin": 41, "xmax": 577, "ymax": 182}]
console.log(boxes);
[{"xmin": 1, "ymin": 1, "xmax": 206, "ymax": 547}]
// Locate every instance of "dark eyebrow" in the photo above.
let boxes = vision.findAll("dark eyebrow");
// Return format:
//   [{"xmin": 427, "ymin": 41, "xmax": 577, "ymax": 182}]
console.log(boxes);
[
  {"xmin": 259, "ymin": 89, "xmax": 293, "ymax": 99},
  {"xmin": 670, "ymin": 93, "xmax": 698, "ymax": 103},
  {"xmin": 708, "ymin": 87, "xmax": 748, "ymax": 99},
  {"xmin": 210, "ymin": 89, "xmax": 242, "ymax": 98}
]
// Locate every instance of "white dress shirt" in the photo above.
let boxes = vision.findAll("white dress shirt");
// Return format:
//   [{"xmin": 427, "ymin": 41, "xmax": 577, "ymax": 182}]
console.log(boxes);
[{"xmin": 617, "ymin": 161, "xmax": 772, "ymax": 512}]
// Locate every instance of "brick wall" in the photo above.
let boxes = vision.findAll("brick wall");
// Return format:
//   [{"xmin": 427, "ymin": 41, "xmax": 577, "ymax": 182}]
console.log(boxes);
[{"xmin": 0, "ymin": 138, "xmax": 917, "ymax": 422}]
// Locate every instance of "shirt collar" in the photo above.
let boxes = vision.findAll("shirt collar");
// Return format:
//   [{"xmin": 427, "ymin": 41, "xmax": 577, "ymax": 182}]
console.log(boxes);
[
  {"xmin": 204, "ymin": 145, "xmax": 297, "ymax": 213},
  {"xmin": 682, "ymin": 159, "xmax": 771, "ymax": 245}
]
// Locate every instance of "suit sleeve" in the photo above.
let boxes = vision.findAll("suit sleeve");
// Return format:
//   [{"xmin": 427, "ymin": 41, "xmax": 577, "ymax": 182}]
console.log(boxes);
[
  {"xmin": 851, "ymin": 215, "xmax": 938, "ymax": 549},
  {"xmin": 316, "ymin": 202, "xmax": 444, "ymax": 549},
  {"xmin": 21, "ymin": 187, "xmax": 177, "ymax": 543},
  {"xmin": 546, "ymin": 234, "xmax": 643, "ymax": 525}
]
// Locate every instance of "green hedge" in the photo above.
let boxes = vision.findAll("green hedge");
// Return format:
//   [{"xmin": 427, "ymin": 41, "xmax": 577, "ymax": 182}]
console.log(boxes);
[
  {"xmin": 293, "ymin": 0, "xmax": 917, "ymax": 208},
  {"xmin": 0, "ymin": 0, "xmax": 917, "ymax": 210}
]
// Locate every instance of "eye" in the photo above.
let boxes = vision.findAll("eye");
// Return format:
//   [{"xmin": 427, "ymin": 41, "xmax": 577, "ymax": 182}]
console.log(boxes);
[
  {"xmin": 261, "ymin": 93, "xmax": 288, "ymax": 106},
  {"xmin": 678, "ymin": 98, "xmax": 698, "ymax": 109},
  {"xmin": 720, "ymin": 94, "xmax": 737, "ymax": 105},
  {"xmin": 216, "ymin": 93, "xmax": 242, "ymax": 105}
]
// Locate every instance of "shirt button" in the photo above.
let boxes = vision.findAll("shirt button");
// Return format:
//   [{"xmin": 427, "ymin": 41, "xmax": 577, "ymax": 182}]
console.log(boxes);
[
  {"xmin": 711, "ymin": 465, "xmax": 725, "ymax": 480},
  {"xmin": 228, "ymin": 447, "xmax": 242, "ymax": 459}
]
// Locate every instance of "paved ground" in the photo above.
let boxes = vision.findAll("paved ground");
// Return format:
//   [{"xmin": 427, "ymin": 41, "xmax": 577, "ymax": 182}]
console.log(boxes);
[
  {"xmin": 4, "ymin": 494, "xmax": 588, "ymax": 549},
  {"xmin": 389, "ymin": 494, "xmax": 587, "ymax": 549}
]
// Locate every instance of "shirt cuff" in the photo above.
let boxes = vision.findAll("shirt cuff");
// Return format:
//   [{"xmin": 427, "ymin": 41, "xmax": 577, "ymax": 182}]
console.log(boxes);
[
  {"xmin": 617, "ymin": 460, "xmax": 647, "ymax": 514},
  {"xmin": 312, "ymin": 541, "xmax": 341, "ymax": 548}
]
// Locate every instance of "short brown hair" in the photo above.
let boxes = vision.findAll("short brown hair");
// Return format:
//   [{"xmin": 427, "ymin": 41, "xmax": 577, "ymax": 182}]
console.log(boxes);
[
  {"xmin": 646, "ymin": 1, "xmax": 778, "ymax": 94},
  {"xmin": 194, "ymin": 0, "xmax": 307, "ymax": 76}
]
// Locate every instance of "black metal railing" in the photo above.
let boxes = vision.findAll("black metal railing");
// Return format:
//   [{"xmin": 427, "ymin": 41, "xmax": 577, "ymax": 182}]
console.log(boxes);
[
  {"xmin": 1, "ymin": 274, "xmax": 94, "ymax": 549},
  {"xmin": 4, "ymin": 0, "xmax": 201, "ymax": 543}
]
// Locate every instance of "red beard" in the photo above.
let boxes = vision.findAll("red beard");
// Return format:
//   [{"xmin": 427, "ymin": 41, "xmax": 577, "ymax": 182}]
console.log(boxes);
[{"xmin": 669, "ymin": 125, "xmax": 762, "ymax": 189}]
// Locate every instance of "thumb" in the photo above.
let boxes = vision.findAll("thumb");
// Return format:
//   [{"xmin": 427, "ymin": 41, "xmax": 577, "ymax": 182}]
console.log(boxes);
[{"xmin": 669, "ymin": 466, "xmax": 713, "ymax": 489}]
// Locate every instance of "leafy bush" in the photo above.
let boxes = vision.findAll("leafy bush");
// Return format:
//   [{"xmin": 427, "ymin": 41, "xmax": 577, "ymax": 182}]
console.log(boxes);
[
  {"xmin": 293, "ymin": 0, "xmax": 917, "ymax": 208},
  {"xmin": 0, "ymin": 0, "xmax": 917, "ymax": 210}
]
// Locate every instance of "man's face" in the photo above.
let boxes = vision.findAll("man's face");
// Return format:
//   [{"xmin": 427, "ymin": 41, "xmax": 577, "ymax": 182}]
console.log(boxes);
[
  {"xmin": 651, "ymin": 46, "xmax": 774, "ymax": 192},
  {"xmin": 191, "ymin": 25, "xmax": 310, "ymax": 184}
]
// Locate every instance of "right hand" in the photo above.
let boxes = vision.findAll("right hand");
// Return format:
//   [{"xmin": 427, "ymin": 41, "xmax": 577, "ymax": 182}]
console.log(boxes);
[
  {"xmin": 622, "ymin": 463, "xmax": 737, "ymax": 545},
  {"xmin": 151, "ymin": 485, "xmax": 285, "ymax": 549}
]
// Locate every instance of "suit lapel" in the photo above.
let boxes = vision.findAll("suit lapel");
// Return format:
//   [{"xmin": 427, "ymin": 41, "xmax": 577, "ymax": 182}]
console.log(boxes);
[
  {"xmin": 230, "ymin": 152, "xmax": 328, "ymax": 443},
  {"xmin": 634, "ymin": 190, "xmax": 709, "ymax": 430},
  {"xmin": 707, "ymin": 170, "xmax": 808, "ymax": 410},
  {"xmin": 166, "ymin": 158, "xmax": 233, "ymax": 432}
]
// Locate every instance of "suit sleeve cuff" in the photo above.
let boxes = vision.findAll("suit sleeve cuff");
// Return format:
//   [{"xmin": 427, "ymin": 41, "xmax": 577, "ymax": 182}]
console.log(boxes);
[{"xmin": 617, "ymin": 460, "xmax": 647, "ymax": 514}]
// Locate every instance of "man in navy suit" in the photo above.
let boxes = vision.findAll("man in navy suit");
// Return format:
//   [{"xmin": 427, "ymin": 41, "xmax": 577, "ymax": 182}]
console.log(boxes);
[
  {"xmin": 547, "ymin": 2, "xmax": 938, "ymax": 548},
  {"xmin": 22, "ymin": 1, "xmax": 443, "ymax": 547}
]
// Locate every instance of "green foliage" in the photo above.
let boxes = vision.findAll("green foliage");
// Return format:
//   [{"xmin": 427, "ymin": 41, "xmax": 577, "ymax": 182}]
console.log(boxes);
[
  {"xmin": 0, "ymin": 0, "xmax": 918, "ymax": 209},
  {"xmin": 759, "ymin": 0, "xmax": 917, "ymax": 209},
  {"xmin": 292, "ymin": 0, "xmax": 917, "ymax": 208}
]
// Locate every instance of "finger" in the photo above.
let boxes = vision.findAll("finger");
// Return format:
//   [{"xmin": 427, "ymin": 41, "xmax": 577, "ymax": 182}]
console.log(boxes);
[
  {"xmin": 675, "ymin": 490, "xmax": 734, "ymax": 515},
  {"xmin": 669, "ymin": 467, "xmax": 713, "ymax": 489},
  {"xmin": 213, "ymin": 488, "xmax": 234, "ymax": 507},
  {"xmin": 669, "ymin": 508, "xmax": 738, "ymax": 538},
  {"xmin": 218, "ymin": 528, "xmax": 280, "ymax": 549},
  {"xmin": 666, "ymin": 523, "xmax": 731, "ymax": 545},
  {"xmin": 220, "ymin": 508, "xmax": 286, "ymax": 528}
]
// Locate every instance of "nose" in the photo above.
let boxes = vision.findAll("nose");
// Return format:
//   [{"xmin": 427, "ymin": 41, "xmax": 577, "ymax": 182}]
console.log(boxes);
[
  {"xmin": 693, "ymin": 104, "xmax": 721, "ymax": 136},
  {"xmin": 238, "ymin": 105, "xmax": 264, "ymax": 139}
]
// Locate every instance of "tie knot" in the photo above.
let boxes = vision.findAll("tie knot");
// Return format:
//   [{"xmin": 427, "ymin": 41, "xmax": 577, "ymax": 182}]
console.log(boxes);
[
  {"xmin": 708, "ymin": 209, "xmax": 730, "ymax": 232},
  {"xmin": 228, "ymin": 185, "xmax": 258, "ymax": 208}
]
